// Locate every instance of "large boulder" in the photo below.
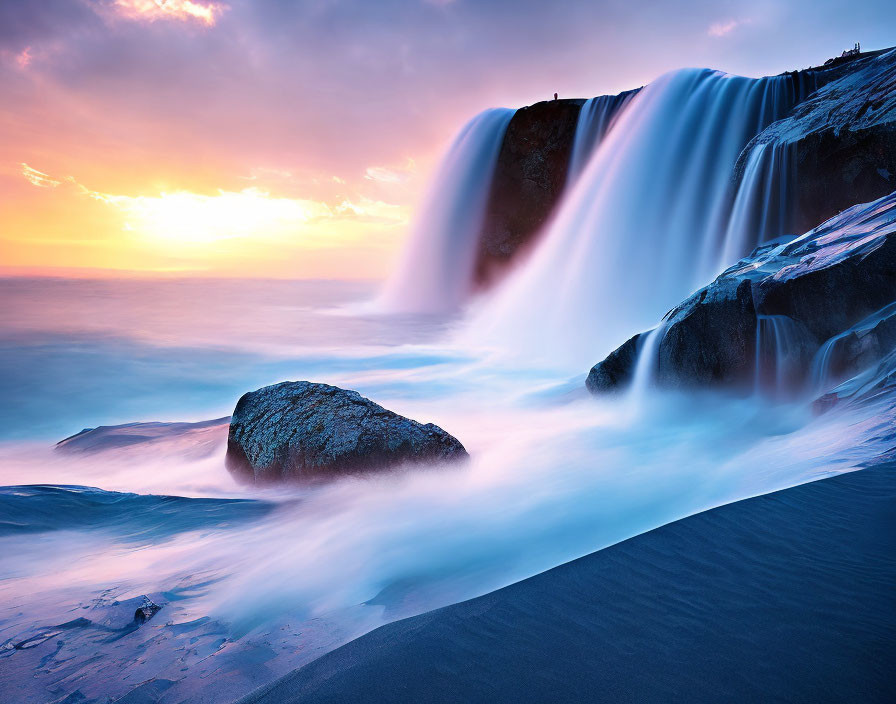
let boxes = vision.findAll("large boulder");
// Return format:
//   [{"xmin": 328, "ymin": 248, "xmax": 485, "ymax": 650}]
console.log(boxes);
[
  {"xmin": 587, "ymin": 190, "xmax": 896, "ymax": 396},
  {"xmin": 226, "ymin": 382, "xmax": 468, "ymax": 483},
  {"xmin": 738, "ymin": 48, "xmax": 896, "ymax": 234}
]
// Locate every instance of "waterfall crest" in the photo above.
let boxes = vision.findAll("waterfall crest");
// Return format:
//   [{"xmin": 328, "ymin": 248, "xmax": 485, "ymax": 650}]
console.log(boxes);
[
  {"xmin": 468, "ymin": 69, "xmax": 812, "ymax": 369},
  {"xmin": 378, "ymin": 107, "xmax": 514, "ymax": 314},
  {"xmin": 568, "ymin": 92, "xmax": 636, "ymax": 183}
]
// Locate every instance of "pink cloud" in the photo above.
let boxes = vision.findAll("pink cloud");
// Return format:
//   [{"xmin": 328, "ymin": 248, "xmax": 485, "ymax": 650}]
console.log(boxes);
[
  {"xmin": 16, "ymin": 46, "xmax": 33, "ymax": 68},
  {"xmin": 708, "ymin": 19, "xmax": 748, "ymax": 37}
]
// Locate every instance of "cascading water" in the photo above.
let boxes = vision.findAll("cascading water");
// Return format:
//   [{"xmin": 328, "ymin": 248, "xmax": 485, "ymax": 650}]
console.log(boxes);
[
  {"xmin": 811, "ymin": 334, "xmax": 846, "ymax": 393},
  {"xmin": 628, "ymin": 325, "xmax": 664, "ymax": 401},
  {"xmin": 378, "ymin": 108, "xmax": 514, "ymax": 314},
  {"xmin": 754, "ymin": 314, "xmax": 810, "ymax": 399},
  {"xmin": 716, "ymin": 140, "xmax": 798, "ymax": 271},
  {"xmin": 568, "ymin": 92, "xmax": 636, "ymax": 183},
  {"xmin": 467, "ymin": 68, "xmax": 813, "ymax": 370},
  {"xmin": 809, "ymin": 301, "xmax": 896, "ymax": 393}
]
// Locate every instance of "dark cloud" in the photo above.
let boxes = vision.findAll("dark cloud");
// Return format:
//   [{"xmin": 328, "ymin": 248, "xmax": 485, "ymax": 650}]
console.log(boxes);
[{"xmin": 0, "ymin": 0, "xmax": 99, "ymax": 51}]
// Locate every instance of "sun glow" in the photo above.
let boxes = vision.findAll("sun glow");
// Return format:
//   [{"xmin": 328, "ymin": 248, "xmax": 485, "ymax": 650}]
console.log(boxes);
[
  {"xmin": 6, "ymin": 164, "xmax": 410, "ymax": 277},
  {"xmin": 113, "ymin": 0, "xmax": 226, "ymax": 26},
  {"xmin": 94, "ymin": 188, "xmax": 331, "ymax": 244}
]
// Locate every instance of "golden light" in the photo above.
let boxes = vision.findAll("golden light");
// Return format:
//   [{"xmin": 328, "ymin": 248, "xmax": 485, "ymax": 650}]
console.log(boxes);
[
  {"xmin": 8, "ymin": 163, "xmax": 411, "ymax": 277},
  {"xmin": 21, "ymin": 164, "xmax": 61, "ymax": 188},
  {"xmin": 92, "ymin": 187, "xmax": 333, "ymax": 245}
]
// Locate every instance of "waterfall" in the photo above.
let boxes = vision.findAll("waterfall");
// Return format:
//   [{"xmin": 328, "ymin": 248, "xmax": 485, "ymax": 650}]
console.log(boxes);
[
  {"xmin": 378, "ymin": 107, "xmax": 515, "ymax": 314},
  {"xmin": 628, "ymin": 325, "xmax": 664, "ymax": 401},
  {"xmin": 808, "ymin": 301, "xmax": 896, "ymax": 393},
  {"xmin": 754, "ymin": 315, "xmax": 807, "ymax": 399},
  {"xmin": 716, "ymin": 140, "xmax": 797, "ymax": 271},
  {"xmin": 568, "ymin": 92, "xmax": 636, "ymax": 183},
  {"xmin": 810, "ymin": 334, "xmax": 844, "ymax": 392},
  {"xmin": 467, "ymin": 69, "xmax": 811, "ymax": 369}
]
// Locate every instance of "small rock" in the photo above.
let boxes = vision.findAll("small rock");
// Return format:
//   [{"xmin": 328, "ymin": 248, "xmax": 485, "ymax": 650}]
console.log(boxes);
[{"xmin": 133, "ymin": 597, "xmax": 162, "ymax": 625}]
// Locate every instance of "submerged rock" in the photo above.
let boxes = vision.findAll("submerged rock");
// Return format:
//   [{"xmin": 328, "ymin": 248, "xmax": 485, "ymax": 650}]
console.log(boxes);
[
  {"xmin": 55, "ymin": 418, "xmax": 229, "ymax": 457},
  {"xmin": 587, "ymin": 190, "xmax": 896, "ymax": 396},
  {"xmin": 226, "ymin": 382, "xmax": 468, "ymax": 483},
  {"xmin": 134, "ymin": 597, "xmax": 162, "ymax": 625}
]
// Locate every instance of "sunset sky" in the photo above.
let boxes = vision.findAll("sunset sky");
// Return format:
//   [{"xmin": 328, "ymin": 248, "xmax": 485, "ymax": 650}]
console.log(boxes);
[{"xmin": 2, "ymin": 0, "xmax": 894, "ymax": 279}]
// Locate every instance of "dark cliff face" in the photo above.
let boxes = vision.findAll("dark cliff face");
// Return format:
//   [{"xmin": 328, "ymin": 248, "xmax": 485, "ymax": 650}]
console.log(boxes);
[{"xmin": 473, "ymin": 98, "xmax": 584, "ymax": 287}]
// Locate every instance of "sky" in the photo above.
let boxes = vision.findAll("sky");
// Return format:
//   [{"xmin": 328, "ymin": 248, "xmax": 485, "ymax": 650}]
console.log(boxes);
[{"xmin": 1, "ymin": 0, "xmax": 894, "ymax": 279}]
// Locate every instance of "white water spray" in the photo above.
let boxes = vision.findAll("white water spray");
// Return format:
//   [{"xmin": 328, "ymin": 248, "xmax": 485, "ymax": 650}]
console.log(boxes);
[{"xmin": 378, "ymin": 108, "xmax": 515, "ymax": 314}]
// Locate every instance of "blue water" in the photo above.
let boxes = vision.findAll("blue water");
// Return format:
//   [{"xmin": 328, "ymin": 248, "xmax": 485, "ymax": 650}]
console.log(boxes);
[
  {"xmin": 0, "ymin": 277, "xmax": 452, "ymax": 441},
  {"xmin": 0, "ymin": 484, "xmax": 275, "ymax": 538},
  {"xmin": 1, "ymin": 276, "xmax": 892, "ymax": 704}
]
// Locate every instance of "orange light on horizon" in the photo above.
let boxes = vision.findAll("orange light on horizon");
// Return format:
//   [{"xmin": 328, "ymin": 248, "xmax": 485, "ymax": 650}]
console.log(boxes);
[{"xmin": 3, "ymin": 163, "xmax": 410, "ymax": 279}]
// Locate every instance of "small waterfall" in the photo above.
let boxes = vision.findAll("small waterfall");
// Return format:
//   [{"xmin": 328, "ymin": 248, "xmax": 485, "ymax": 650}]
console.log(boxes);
[
  {"xmin": 716, "ymin": 140, "xmax": 797, "ymax": 270},
  {"xmin": 810, "ymin": 334, "xmax": 845, "ymax": 393},
  {"xmin": 808, "ymin": 301, "xmax": 896, "ymax": 393},
  {"xmin": 754, "ymin": 315, "xmax": 806, "ymax": 399},
  {"xmin": 568, "ymin": 92, "xmax": 635, "ymax": 183},
  {"xmin": 628, "ymin": 324, "xmax": 664, "ymax": 401},
  {"xmin": 468, "ymin": 69, "xmax": 812, "ymax": 369},
  {"xmin": 378, "ymin": 107, "xmax": 514, "ymax": 314}
]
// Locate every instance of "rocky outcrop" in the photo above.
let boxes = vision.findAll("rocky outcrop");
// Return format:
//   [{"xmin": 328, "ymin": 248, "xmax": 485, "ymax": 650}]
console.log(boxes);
[
  {"xmin": 226, "ymin": 382, "xmax": 467, "ymax": 483},
  {"xmin": 739, "ymin": 48, "xmax": 896, "ymax": 234},
  {"xmin": 815, "ymin": 348, "xmax": 896, "ymax": 415},
  {"xmin": 473, "ymin": 98, "xmax": 584, "ymax": 286},
  {"xmin": 473, "ymin": 92, "xmax": 637, "ymax": 285},
  {"xmin": 585, "ymin": 333, "xmax": 643, "ymax": 394},
  {"xmin": 587, "ymin": 190, "xmax": 896, "ymax": 396}
]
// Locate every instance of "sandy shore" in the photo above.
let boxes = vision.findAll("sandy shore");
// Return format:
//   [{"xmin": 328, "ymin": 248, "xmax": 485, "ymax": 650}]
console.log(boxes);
[{"xmin": 242, "ymin": 462, "xmax": 896, "ymax": 703}]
